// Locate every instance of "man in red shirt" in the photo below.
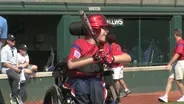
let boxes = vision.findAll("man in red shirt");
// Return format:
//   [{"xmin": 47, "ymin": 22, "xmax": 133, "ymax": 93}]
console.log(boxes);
[
  {"xmin": 67, "ymin": 14, "xmax": 131, "ymax": 104},
  {"xmin": 159, "ymin": 29, "xmax": 184, "ymax": 103},
  {"xmin": 106, "ymin": 33, "xmax": 131, "ymax": 103}
]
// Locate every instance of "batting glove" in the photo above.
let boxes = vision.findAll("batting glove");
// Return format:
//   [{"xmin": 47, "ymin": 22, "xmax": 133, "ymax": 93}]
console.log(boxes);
[
  {"xmin": 92, "ymin": 49, "xmax": 106, "ymax": 61},
  {"xmin": 104, "ymin": 54, "xmax": 115, "ymax": 64}
]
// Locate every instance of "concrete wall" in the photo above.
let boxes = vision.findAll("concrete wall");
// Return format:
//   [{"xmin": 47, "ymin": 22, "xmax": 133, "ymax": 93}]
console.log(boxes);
[{"xmin": 1, "ymin": 77, "xmax": 55, "ymax": 104}]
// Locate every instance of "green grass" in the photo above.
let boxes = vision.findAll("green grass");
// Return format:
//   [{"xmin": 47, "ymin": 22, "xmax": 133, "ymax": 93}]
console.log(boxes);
[{"xmin": 167, "ymin": 102, "xmax": 183, "ymax": 104}]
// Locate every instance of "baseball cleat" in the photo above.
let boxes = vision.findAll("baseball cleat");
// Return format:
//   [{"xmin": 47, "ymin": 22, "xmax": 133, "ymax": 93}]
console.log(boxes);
[
  {"xmin": 177, "ymin": 96, "xmax": 184, "ymax": 102},
  {"xmin": 158, "ymin": 96, "xmax": 168, "ymax": 103}
]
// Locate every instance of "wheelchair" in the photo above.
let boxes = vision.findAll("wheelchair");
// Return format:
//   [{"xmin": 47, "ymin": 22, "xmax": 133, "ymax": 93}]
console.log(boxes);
[{"xmin": 43, "ymin": 57, "xmax": 117, "ymax": 104}]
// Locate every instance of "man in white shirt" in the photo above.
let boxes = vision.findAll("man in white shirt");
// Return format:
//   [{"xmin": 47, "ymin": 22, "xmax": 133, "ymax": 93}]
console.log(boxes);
[
  {"xmin": 1, "ymin": 34, "xmax": 29, "ymax": 104},
  {"xmin": 17, "ymin": 44, "xmax": 37, "ymax": 75}
]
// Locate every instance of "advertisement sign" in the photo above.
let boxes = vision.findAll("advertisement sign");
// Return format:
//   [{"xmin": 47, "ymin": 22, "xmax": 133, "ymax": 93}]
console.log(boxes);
[{"xmin": 107, "ymin": 18, "xmax": 124, "ymax": 26}]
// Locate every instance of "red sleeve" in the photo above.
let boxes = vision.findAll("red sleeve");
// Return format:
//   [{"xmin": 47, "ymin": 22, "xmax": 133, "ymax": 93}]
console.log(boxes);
[
  {"xmin": 68, "ymin": 40, "xmax": 82, "ymax": 60},
  {"xmin": 110, "ymin": 43, "xmax": 123, "ymax": 55},
  {"xmin": 175, "ymin": 42, "xmax": 184, "ymax": 54}
]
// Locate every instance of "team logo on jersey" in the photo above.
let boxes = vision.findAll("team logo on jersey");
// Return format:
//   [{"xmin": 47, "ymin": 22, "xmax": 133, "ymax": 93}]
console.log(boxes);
[{"xmin": 74, "ymin": 50, "xmax": 81, "ymax": 58}]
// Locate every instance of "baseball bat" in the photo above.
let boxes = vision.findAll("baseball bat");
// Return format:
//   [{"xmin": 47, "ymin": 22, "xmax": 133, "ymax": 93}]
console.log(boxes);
[{"xmin": 79, "ymin": 10, "xmax": 102, "ymax": 49}]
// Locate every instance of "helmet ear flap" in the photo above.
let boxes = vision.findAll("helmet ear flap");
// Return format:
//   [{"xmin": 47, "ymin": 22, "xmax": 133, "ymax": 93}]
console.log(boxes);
[{"xmin": 92, "ymin": 27, "xmax": 101, "ymax": 36}]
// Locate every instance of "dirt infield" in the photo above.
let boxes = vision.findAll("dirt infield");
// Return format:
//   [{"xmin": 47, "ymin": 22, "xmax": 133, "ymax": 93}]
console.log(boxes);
[
  {"xmin": 121, "ymin": 91, "xmax": 181, "ymax": 104},
  {"xmin": 25, "ymin": 91, "xmax": 181, "ymax": 104},
  {"xmin": 25, "ymin": 100, "xmax": 43, "ymax": 104}
]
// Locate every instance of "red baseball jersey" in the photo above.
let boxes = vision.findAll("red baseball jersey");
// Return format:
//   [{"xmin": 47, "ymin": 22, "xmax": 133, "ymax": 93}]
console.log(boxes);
[
  {"xmin": 109, "ymin": 43, "xmax": 124, "ymax": 68},
  {"xmin": 68, "ymin": 38, "xmax": 110, "ymax": 77},
  {"xmin": 173, "ymin": 39, "xmax": 184, "ymax": 60}
]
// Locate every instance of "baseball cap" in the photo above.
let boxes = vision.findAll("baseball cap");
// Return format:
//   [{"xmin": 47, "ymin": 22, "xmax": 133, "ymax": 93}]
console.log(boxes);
[
  {"xmin": 7, "ymin": 34, "xmax": 15, "ymax": 40},
  {"xmin": 19, "ymin": 44, "xmax": 28, "ymax": 51}
]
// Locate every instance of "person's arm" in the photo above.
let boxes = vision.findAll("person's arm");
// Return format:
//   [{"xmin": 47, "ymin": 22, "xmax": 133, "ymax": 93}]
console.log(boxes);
[
  {"xmin": 113, "ymin": 53, "xmax": 131, "ymax": 64},
  {"xmin": 169, "ymin": 42, "xmax": 184, "ymax": 65},
  {"xmin": 67, "ymin": 40, "xmax": 98, "ymax": 69},
  {"xmin": 3, "ymin": 62, "xmax": 20, "ymax": 72},
  {"xmin": 67, "ymin": 47, "xmax": 107, "ymax": 69},
  {"xmin": 0, "ymin": 19, "xmax": 7, "ymax": 47},
  {"xmin": 110, "ymin": 44, "xmax": 131, "ymax": 64},
  {"xmin": 1, "ymin": 49, "xmax": 20, "ymax": 72},
  {"xmin": 22, "ymin": 55, "xmax": 29, "ymax": 68},
  {"xmin": 166, "ymin": 42, "xmax": 183, "ymax": 70},
  {"xmin": 168, "ymin": 53, "xmax": 180, "ymax": 65},
  {"xmin": 68, "ymin": 57, "xmax": 94, "ymax": 70},
  {"xmin": 166, "ymin": 53, "xmax": 179, "ymax": 71},
  {"xmin": 21, "ymin": 62, "xmax": 29, "ymax": 68}
]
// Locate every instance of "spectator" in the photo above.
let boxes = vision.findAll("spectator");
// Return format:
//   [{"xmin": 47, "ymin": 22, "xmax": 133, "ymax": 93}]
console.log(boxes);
[
  {"xmin": 1, "ymin": 34, "xmax": 29, "ymax": 104},
  {"xmin": 17, "ymin": 44, "xmax": 38, "ymax": 75},
  {"xmin": 129, "ymin": 43, "xmax": 143, "ymax": 63},
  {"xmin": 0, "ymin": 16, "xmax": 8, "ymax": 104}
]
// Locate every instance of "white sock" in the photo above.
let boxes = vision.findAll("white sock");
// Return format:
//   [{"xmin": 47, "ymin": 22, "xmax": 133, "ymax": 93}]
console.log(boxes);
[
  {"xmin": 164, "ymin": 94, "xmax": 168, "ymax": 98},
  {"xmin": 124, "ymin": 89, "xmax": 129, "ymax": 91}
]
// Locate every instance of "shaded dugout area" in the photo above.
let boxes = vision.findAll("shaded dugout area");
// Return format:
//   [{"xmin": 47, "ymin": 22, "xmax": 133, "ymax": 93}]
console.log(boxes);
[{"xmin": 1, "ymin": 15, "xmax": 61, "ymax": 71}]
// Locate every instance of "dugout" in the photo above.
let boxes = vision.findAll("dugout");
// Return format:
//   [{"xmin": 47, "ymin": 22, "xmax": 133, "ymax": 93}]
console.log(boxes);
[
  {"xmin": 1, "ymin": 15, "xmax": 60, "ymax": 71},
  {"xmin": 0, "ymin": 0, "xmax": 184, "ymax": 68}
]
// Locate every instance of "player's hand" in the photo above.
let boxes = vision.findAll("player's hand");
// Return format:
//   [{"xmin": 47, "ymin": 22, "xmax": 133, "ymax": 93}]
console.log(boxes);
[
  {"xmin": 92, "ymin": 49, "xmax": 106, "ymax": 61},
  {"xmin": 104, "ymin": 54, "xmax": 115, "ymax": 64},
  {"xmin": 166, "ymin": 64, "xmax": 172, "ymax": 71},
  {"xmin": 13, "ymin": 67, "xmax": 20, "ymax": 73}
]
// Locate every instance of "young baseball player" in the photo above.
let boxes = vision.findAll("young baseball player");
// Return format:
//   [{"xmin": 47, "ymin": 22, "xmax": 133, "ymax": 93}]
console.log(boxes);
[
  {"xmin": 17, "ymin": 44, "xmax": 38, "ymax": 75},
  {"xmin": 106, "ymin": 33, "xmax": 131, "ymax": 103},
  {"xmin": 66, "ymin": 14, "xmax": 131, "ymax": 104},
  {"xmin": 159, "ymin": 29, "xmax": 184, "ymax": 103}
]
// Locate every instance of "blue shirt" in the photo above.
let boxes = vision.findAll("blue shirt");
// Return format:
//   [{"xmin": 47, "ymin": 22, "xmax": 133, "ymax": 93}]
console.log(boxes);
[{"xmin": 0, "ymin": 16, "xmax": 7, "ymax": 39}]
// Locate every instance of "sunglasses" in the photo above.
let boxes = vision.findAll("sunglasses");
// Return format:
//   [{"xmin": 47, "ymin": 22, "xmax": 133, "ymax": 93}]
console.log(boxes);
[{"xmin": 10, "ymin": 40, "xmax": 15, "ymax": 42}]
